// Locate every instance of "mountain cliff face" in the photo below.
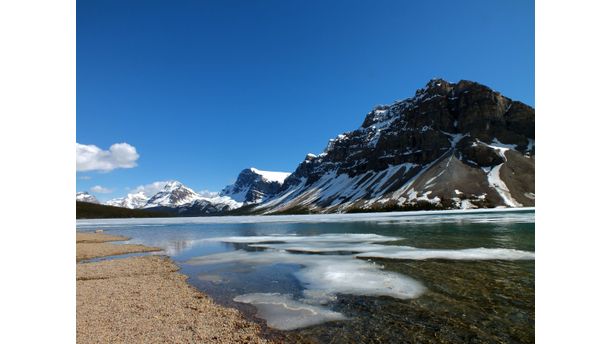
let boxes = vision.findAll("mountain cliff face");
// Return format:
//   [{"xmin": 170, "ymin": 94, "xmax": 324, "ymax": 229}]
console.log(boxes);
[
  {"xmin": 256, "ymin": 79, "xmax": 535, "ymax": 214},
  {"xmin": 220, "ymin": 168, "xmax": 290, "ymax": 204}
]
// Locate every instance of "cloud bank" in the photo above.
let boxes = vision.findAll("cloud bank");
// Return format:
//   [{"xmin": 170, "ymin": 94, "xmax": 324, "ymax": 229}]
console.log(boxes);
[
  {"xmin": 129, "ymin": 181, "xmax": 172, "ymax": 197},
  {"xmin": 76, "ymin": 142, "xmax": 139, "ymax": 172},
  {"xmin": 199, "ymin": 190, "xmax": 219, "ymax": 198},
  {"xmin": 90, "ymin": 185, "xmax": 112, "ymax": 194}
]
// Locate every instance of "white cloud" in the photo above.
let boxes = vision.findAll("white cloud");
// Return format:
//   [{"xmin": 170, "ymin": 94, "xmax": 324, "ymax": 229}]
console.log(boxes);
[
  {"xmin": 130, "ymin": 181, "xmax": 172, "ymax": 197},
  {"xmin": 76, "ymin": 142, "xmax": 139, "ymax": 172},
  {"xmin": 199, "ymin": 190, "xmax": 219, "ymax": 198},
  {"xmin": 90, "ymin": 185, "xmax": 112, "ymax": 194},
  {"xmin": 78, "ymin": 175, "xmax": 92, "ymax": 180}
]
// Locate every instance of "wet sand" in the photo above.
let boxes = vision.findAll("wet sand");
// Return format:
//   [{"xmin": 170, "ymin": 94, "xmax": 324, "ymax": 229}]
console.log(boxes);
[{"xmin": 76, "ymin": 232, "xmax": 271, "ymax": 343}]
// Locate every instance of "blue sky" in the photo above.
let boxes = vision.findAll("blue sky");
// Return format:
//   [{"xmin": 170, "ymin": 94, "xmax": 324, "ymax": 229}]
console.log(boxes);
[{"xmin": 77, "ymin": 0, "xmax": 534, "ymax": 201}]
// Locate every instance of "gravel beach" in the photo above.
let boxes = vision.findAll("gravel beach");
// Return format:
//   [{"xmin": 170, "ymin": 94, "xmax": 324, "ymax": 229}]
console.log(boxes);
[{"xmin": 76, "ymin": 232, "xmax": 272, "ymax": 343}]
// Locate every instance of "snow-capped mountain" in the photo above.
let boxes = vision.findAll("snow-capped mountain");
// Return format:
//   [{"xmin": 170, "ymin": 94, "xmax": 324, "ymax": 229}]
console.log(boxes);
[
  {"xmin": 101, "ymin": 180, "xmax": 242, "ymax": 215},
  {"xmin": 256, "ymin": 79, "xmax": 535, "ymax": 214},
  {"xmin": 76, "ymin": 192, "xmax": 99, "ymax": 204},
  {"xmin": 220, "ymin": 167, "xmax": 290, "ymax": 204},
  {"xmin": 175, "ymin": 196, "xmax": 243, "ymax": 216},
  {"xmin": 142, "ymin": 181, "xmax": 243, "ymax": 215},
  {"xmin": 105, "ymin": 191, "xmax": 149, "ymax": 209},
  {"xmin": 143, "ymin": 181, "xmax": 203, "ymax": 208}
]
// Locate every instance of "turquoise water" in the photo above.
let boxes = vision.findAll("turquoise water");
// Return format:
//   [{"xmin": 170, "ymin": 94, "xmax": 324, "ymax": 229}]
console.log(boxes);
[{"xmin": 77, "ymin": 209, "xmax": 535, "ymax": 343}]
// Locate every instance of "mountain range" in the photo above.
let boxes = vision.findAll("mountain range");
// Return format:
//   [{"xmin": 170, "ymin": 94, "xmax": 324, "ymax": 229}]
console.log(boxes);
[{"xmin": 77, "ymin": 79, "xmax": 534, "ymax": 216}]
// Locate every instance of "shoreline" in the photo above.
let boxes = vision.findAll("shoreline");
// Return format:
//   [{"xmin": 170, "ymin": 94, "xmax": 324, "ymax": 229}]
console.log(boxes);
[
  {"xmin": 76, "ymin": 206, "xmax": 535, "ymax": 227},
  {"xmin": 76, "ymin": 232, "xmax": 273, "ymax": 343},
  {"xmin": 76, "ymin": 232, "xmax": 162, "ymax": 262}
]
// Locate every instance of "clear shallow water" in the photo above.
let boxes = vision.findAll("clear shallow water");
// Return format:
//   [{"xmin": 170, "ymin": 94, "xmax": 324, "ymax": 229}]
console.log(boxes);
[{"xmin": 77, "ymin": 209, "xmax": 535, "ymax": 343}]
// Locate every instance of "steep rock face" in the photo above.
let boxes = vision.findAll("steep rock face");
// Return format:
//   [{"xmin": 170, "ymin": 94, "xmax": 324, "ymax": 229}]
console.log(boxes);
[
  {"xmin": 221, "ymin": 168, "xmax": 290, "ymax": 204},
  {"xmin": 76, "ymin": 192, "xmax": 99, "ymax": 204},
  {"xmin": 258, "ymin": 79, "xmax": 535, "ymax": 214}
]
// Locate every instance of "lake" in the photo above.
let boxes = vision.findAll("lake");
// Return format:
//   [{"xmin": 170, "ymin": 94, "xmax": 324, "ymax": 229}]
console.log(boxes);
[{"xmin": 76, "ymin": 208, "xmax": 535, "ymax": 343}]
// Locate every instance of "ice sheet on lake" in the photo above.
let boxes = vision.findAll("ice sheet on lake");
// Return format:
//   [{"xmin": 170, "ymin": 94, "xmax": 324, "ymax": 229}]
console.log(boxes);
[
  {"xmin": 233, "ymin": 293, "xmax": 346, "ymax": 330},
  {"xmin": 249, "ymin": 242, "xmax": 392, "ymax": 253},
  {"xmin": 355, "ymin": 247, "xmax": 535, "ymax": 260},
  {"xmin": 251, "ymin": 241, "xmax": 535, "ymax": 260},
  {"xmin": 204, "ymin": 233, "xmax": 401, "ymax": 244},
  {"xmin": 76, "ymin": 207, "xmax": 534, "ymax": 229}
]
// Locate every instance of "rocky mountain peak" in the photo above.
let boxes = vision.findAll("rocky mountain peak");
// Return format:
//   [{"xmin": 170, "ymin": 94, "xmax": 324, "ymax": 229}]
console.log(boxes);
[
  {"xmin": 144, "ymin": 181, "xmax": 202, "ymax": 208},
  {"xmin": 258, "ymin": 78, "xmax": 535, "ymax": 214},
  {"xmin": 221, "ymin": 168, "xmax": 290, "ymax": 204}
]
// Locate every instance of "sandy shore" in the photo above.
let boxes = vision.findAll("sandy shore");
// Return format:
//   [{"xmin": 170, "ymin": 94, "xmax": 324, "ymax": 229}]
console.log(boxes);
[{"xmin": 76, "ymin": 232, "xmax": 272, "ymax": 343}]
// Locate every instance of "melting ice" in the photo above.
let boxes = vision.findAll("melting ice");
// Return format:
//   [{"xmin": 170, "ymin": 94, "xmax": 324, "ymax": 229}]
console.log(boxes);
[
  {"xmin": 233, "ymin": 293, "xmax": 346, "ymax": 330},
  {"xmin": 187, "ymin": 233, "xmax": 534, "ymax": 330}
]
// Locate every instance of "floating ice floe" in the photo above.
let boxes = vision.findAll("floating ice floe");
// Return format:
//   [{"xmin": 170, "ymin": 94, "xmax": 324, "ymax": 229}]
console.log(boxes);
[
  {"xmin": 188, "ymin": 249, "xmax": 426, "ymax": 300},
  {"xmin": 233, "ymin": 293, "xmax": 346, "ymax": 330}
]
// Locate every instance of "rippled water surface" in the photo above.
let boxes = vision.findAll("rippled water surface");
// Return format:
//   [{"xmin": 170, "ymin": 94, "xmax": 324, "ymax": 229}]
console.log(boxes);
[{"xmin": 77, "ymin": 209, "xmax": 535, "ymax": 343}]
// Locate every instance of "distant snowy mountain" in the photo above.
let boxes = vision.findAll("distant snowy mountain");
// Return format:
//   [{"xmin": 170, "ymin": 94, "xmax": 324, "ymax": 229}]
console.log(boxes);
[
  {"xmin": 255, "ymin": 79, "xmax": 535, "ymax": 214},
  {"xmin": 143, "ymin": 181, "xmax": 203, "ymax": 208},
  {"xmin": 102, "ymin": 180, "xmax": 242, "ymax": 216},
  {"xmin": 175, "ymin": 196, "xmax": 243, "ymax": 216},
  {"xmin": 105, "ymin": 191, "xmax": 149, "ymax": 209},
  {"xmin": 76, "ymin": 191, "xmax": 99, "ymax": 204},
  {"xmin": 221, "ymin": 167, "xmax": 290, "ymax": 204}
]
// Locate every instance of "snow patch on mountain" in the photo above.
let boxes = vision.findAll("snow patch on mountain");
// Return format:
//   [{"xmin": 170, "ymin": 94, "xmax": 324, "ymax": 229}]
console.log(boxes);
[{"xmin": 249, "ymin": 168, "xmax": 290, "ymax": 184}]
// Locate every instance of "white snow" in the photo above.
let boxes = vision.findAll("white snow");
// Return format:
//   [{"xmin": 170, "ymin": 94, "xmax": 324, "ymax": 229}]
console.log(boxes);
[
  {"xmin": 143, "ymin": 181, "xmax": 203, "ymax": 208},
  {"xmin": 106, "ymin": 191, "xmax": 149, "ymax": 209},
  {"xmin": 451, "ymin": 198, "xmax": 477, "ymax": 210},
  {"xmin": 487, "ymin": 164, "xmax": 523, "ymax": 207},
  {"xmin": 250, "ymin": 167, "xmax": 291, "ymax": 184},
  {"xmin": 201, "ymin": 195, "xmax": 243, "ymax": 209},
  {"xmin": 76, "ymin": 192, "xmax": 99, "ymax": 204}
]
